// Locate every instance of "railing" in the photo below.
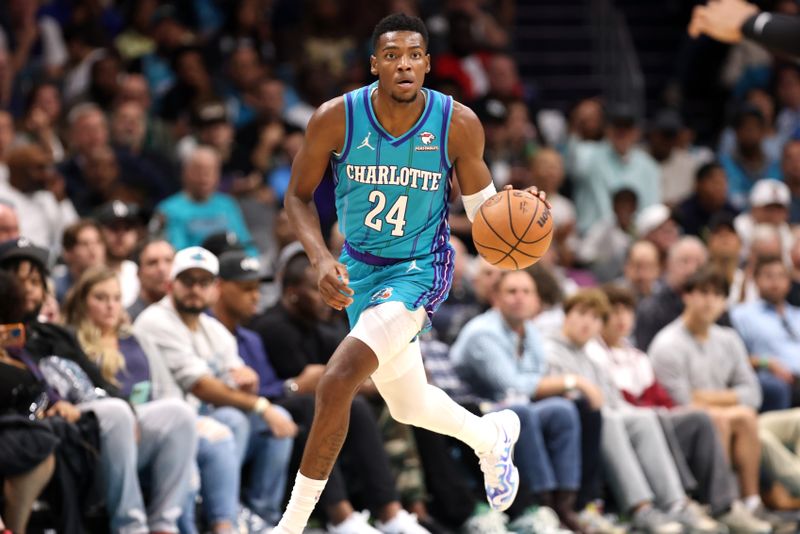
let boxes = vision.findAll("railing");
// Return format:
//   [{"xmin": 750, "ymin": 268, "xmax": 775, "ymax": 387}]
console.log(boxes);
[{"xmin": 590, "ymin": 0, "xmax": 645, "ymax": 117}]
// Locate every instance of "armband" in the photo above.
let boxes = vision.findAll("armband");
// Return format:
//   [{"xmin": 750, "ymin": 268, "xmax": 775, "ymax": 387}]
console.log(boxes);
[{"xmin": 462, "ymin": 182, "xmax": 498, "ymax": 222}]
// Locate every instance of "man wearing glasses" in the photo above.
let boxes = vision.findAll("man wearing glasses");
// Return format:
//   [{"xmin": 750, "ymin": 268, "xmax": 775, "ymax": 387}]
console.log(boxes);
[{"xmin": 134, "ymin": 246, "xmax": 298, "ymax": 529}]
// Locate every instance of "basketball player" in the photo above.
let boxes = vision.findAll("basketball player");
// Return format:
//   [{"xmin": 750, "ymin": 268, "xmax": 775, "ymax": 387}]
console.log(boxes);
[{"xmin": 274, "ymin": 13, "xmax": 547, "ymax": 534}]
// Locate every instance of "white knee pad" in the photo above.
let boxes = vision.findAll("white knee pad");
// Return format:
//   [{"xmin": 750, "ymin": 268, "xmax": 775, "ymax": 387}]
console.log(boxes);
[{"xmin": 348, "ymin": 301, "xmax": 426, "ymax": 372}]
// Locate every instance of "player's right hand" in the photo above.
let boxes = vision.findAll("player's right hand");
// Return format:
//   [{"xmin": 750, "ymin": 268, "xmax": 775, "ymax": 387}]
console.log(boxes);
[{"xmin": 318, "ymin": 257, "xmax": 354, "ymax": 310}]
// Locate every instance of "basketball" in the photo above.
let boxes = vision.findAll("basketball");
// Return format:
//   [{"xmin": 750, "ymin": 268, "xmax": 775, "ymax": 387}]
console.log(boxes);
[{"xmin": 472, "ymin": 189, "xmax": 554, "ymax": 270}]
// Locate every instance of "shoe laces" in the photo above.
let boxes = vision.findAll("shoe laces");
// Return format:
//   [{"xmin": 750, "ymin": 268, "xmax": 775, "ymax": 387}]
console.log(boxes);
[{"xmin": 478, "ymin": 450, "xmax": 504, "ymax": 489}]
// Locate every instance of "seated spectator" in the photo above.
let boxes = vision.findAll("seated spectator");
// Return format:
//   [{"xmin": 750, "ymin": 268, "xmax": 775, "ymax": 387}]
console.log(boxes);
[
  {"xmin": 635, "ymin": 236, "xmax": 708, "ymax": 350},
  {"xmin": 781, "ymin": 140, "xmax": 800, "ymax": 224},
  {"xmin": 127, "ymin": 238, "xmax": 175, "ymax": 321},
  {"xmin": 635, "ymin": 204, "xmax": 680, "ymax": 264},
  {"xmin": 529, "ymin": 262, "xmax": 567, "ymax": 336},
  {"xmin": 69, "ymin": 145, "xmax": 142, "ymax": 216},
  {"xmin": 94, "ymin": 201, "xmax": 142, "ymax": 308},
  {"xmin": 544, "ymin": 289, "xmax": 719, "ymax": 534},
  {"xmin": 0, "ymin": 238, "xmax": 188, "ymax": 534},
  {"xmin": 720, "ymin": 105, "xmax": 783, "ymax": 210},
  {"xmin": 17, "ymin": 82, "xmax": 67, "ymax": 163},
  {"xmin": 646, "ymin": 110, "xmax": 700, "ymax": 207},
  {"xmin": 133, "ymin": 246, "xmax": 296, "ymax": 528},
  {"xmin": 53, "ymin": 220, "xmax": 106, "ymax": 304},
  {"xmin": 734, "ymin": 179, "xmax": 794, "ymax": 263},
  {"xmin": 62, "ymin": 266, "xmax": 198, "ymax": 533},
  {"xmin": 708, "ymin": 213, "xmax": 744, "ymax": 291},
  {"xmin": 110, "ymin": 99, "xmax": 179, "ymax": 201},
  {"xmin": 58, "ymin": 103, "xmax": 111, "ymax": 200},
  {"xmin": 673, "ymin": 162, "xmax": 739, "ymax": 239},
  {"xmin": 450, "ymin": 270, "xmax": 599, "ymax": 532},
  {"xmin": 732, "ymin": 255, "xmax": 800, "ymax": 411},
  {"xmin": 577, "ymin": 188, "xmax": 637, "ymax": 283},
  {"xmin": 0, "ymin": 144, "xmax": 77, "ymax": 252},
  {"xmin": 729, "ymin": 224, "xmax": 783, "ymax": 307},
  {"xmin": 115, "ymin": 73, "xmax": 176, "ymax": 158},
  {"xmin": 649, "ymin": 269, "xmax": 798, "ymax": 527},
  {"xmin": 0, "ymin": 202, "xmax": 19, "ymax": 242},
  {"xmin": 156, "ymin": 146, "xmax": 257, "ymax": 256},
  {"xmin": 528, "ymin": 149, "xmax": 577, "ymax": 266},
  {"xmin": 618, "ymin": 240, "xmax": 661, "ymax": 303},
  {"xmin": 568, "ymin": 105, "xmax": 661, "ymax": 235},
  {"xmin": 589, "ymin": 284, "xmax": 770, "ymax": 533},
  {"xmin": 220, "ymin": 251, "xmax": 431, "ymax": 534}
]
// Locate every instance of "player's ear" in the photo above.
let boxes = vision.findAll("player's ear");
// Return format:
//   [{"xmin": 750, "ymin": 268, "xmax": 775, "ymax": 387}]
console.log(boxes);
[
  {"xmin": 425, "ymin": 54, "xmax": 431, "ymax": 73},
  {"xmin": 370, "ymin": 55, "xmax": 378, "ymax": 76}
]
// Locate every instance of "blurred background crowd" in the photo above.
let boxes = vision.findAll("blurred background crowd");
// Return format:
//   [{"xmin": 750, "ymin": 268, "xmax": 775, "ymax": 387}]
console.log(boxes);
[{"xmin": 7, "ymin": 0, "xmax": 800, "ymax": 534}]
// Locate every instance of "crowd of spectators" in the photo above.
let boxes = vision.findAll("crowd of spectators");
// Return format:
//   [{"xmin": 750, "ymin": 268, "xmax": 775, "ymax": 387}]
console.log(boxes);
[{"xmin": 7, "ymin": 1, "xmax": 800, "ymax": 534}]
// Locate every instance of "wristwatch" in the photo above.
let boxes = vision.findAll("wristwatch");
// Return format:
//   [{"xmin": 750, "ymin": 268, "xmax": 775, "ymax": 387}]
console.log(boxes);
[
  {"xmin": 284, "ymin": 379, "xmax": 299, "ymax": 396},
  {"xmin": 564, "ymin": 374, "xmax": 577, "ymax": 393},
  {"xmin": 252, "ymin": 396, "xmax": 271, "ymax": 414}
]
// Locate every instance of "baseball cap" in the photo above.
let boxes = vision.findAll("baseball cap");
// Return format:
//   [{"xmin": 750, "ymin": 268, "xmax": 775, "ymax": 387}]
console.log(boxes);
[
  {"xmin": 650, "ymin": 109, "xmax": 683, "ymax": 136},
  {"xmin": 607, "ymin": 103, "xmax": 639, "ymax": 128},
  {"xmin": 749, "ymin": 179, "xmax": 790, "ymax": 208},
  {"xmin": 218, "ymin": 250, "xmax": 264, "ymax": 282},
  {"xmin": 0, "ymin": 237, "xmax": 50, "ymax": 272},
  {"xmin": 94, "ymin": 201, "xmax": 142, "ymax": 226},
  {"xmin": 636, "ymin": 204, "xmax": 671, "ymax": 236},
  {"xmin": 170, "ymin": 247, "xmax": 219, "ymax": 280},
  {"xmin": 201, "ymin": 231, "xmax": 244, "ymax": 257},
  {"xmin": 708, "ymin": 212, "xmax": 736, "ymax": 234},
  {"xmin": 192, "ymin": 101, "xmax": 228, "ymax": 128}
]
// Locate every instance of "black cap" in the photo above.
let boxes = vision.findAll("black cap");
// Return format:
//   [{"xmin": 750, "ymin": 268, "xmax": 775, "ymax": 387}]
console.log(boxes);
[
  {"xmin": 192, "ymin": 101, "xmax": 228, "ymax": 128},
  {"xmin": 201, "ymin": 231, "xmax": 244, "ymax": 257},
  {"xmin": 650, "ymin": 109, "xmax": 683, "ymax": 135},
  {"xmin": 607, "ymin": 103, "xmax": 639, "ymax": 128},
  {"xmin": 732, "ymin": 103, "xmax": 765, "ymax": 128},
  {"xmin": 218, "ymin": 250, "xmax": 264, "ymax": 282},
  {"xmin": 708, "ymin": 212, "xmax": 736, "ymax": 234},
  {"xmin": 475, "ymin": 98, "xmax": 508, "ymax": 125},
  {"xmin": 94, "ymin": 201, "xmax": 142, "ymax": 226},
  {"xmin": 0, "ymin": 237, "xmax": 49, "ymax": 272}
]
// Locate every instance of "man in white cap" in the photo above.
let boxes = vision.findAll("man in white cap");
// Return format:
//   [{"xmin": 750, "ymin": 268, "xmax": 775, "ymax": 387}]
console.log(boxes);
[
  {"xmin": 133, "ymin": 246, "xmax": 298, "ymax": 530},
  {"xmin": 734, "ymin": 178, "xmax": 793, "ymax": 262},
  {"xmin": 636, "ymin": 204, "xmax": 680, "ymax": 263}
]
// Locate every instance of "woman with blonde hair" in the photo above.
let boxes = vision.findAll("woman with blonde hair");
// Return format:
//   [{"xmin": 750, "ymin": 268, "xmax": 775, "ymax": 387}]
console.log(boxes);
[{"xmin": 64, "ymin": 267, "xmax": 242, "ymax": 534}]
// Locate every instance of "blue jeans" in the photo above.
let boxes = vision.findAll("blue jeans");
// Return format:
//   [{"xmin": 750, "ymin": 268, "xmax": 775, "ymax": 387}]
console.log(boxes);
[
  {"xmin": 508, "ymin": 397, "xmax": 582, "ymax": 494},
  {"xmin": 82, "ymin": 397, "xmax": 198, "ymax": 534},
  {"xmin": 758, "ymin": 370, "xmax": 792, "ymax": 412},
  {"xmin": 210, "ymin": 406, "xmax": 294, "ymax": 525},
  {"xmin": 178, "ymin": 416, "xmax": 240, "ymax": 534}
]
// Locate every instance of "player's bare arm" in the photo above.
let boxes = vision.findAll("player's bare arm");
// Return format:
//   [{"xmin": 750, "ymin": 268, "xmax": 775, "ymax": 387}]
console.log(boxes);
[
  {"xmin": 284, "ymin": 97, "xmax": 354, "ymax": 311},
  {"xmin": 448, "ymin": 101, "xmax": 549, "ymax": 209}
]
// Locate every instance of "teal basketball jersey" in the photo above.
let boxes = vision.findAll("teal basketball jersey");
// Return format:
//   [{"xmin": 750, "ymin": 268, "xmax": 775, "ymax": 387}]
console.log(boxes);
[{"xmin": 331, "ymin": 82, "xmax": 454, "ymax": 263}]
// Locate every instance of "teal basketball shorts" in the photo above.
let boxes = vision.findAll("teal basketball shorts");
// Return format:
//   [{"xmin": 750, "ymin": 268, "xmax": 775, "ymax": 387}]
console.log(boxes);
[{"xmin": 340, "ymin": 243, "xmax": 455, "ymax": 332}]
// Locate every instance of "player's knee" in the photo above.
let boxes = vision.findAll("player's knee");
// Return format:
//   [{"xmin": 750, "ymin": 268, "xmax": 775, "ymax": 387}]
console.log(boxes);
[{"xmin": 316, "ymin": 365, "xmax": 361, "ymax": 407}]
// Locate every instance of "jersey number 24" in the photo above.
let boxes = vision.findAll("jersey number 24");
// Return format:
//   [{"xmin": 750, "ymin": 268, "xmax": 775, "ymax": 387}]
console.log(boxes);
[{"xmin": 364, "ymin": 191, "xmax": 408, "ymax": 236}]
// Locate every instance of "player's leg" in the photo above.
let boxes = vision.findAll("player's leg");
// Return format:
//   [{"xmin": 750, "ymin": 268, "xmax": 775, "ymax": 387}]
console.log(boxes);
[
  {"xmin": 275, "ymin": 335, "xmax": 380, "ymax": 534},
  {"xmin": 356, "ymin": 302, "xmax": 521, "ymax": 511}
]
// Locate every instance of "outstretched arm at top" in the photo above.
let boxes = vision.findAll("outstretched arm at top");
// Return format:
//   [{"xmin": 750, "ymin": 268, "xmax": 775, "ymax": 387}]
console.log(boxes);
[{"xmin": 285, "ymin": 98, "xmax": 354, "ymax": 311}]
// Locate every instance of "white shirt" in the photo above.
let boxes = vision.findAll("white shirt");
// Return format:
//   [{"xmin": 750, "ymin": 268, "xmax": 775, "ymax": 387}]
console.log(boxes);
[
  {"xmin": 119, "ymin": 260, "xmax": 140, "ymax": 309},
  {"xmin": 0, "ymin": 181, "xmax": 78, "ymax": 252}
]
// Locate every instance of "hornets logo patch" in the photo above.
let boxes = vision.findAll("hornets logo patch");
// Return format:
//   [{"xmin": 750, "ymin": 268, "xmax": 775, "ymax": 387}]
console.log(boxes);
[{"xmin": 370, "ymin": 287, "xmax": 394, "ymax": 302}]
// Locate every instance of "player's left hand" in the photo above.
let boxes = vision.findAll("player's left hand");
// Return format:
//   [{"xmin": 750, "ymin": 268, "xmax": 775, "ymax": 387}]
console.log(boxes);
[{"xmin": 503, "ymin": 184, "xmax": 552, "ymax": 209}]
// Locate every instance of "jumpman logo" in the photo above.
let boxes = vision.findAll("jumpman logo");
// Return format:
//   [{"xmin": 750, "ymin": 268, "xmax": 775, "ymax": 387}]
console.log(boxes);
[
  {"xmin": 406, "ymin": 260, "xmax": 423, "ymax": 273},
  {"xmin": 357, "ymin": 132, "xmax": 375, "ymax": 150}
]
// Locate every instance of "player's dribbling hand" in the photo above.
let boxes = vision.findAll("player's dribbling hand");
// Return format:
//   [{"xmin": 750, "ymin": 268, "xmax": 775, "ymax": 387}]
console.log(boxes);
[
  {"xmin": 318, "ymin": 257, "xmax": 354, "ymax": 311},
  {"xmin": 503, "ymin": 184, "xmax": 552, "ymax": 209}
]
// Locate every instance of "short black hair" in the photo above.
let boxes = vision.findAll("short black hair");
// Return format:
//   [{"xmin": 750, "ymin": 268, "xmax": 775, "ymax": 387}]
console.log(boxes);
[
  {"xmin": 282, "ymin": 252, "xmax": 312, "ymax": 290},
  {"xmin": 753, "ymin": 254, "xmax": 787, "ymax": 278},
  {"xmin": 695, "ymin": 161, "xmax": 722, "ymax": 183},
  {"xmin": 371, "ymin": 13, "xmax": 429, "ymax": 51},
  {"xmin": 682, "ymin": 267, "xmax": 729, "ymax": 296}
]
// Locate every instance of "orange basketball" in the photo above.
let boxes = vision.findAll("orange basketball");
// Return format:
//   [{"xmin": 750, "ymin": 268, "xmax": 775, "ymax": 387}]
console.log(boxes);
[{"xmin": 472, "ymin": 189, "xmax": 553, "ymax": 270}]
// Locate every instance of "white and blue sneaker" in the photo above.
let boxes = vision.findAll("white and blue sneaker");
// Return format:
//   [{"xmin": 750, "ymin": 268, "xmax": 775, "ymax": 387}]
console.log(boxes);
[{"xmin": 477, "ymin": 410, "xmax": 521, "ymax": 512}]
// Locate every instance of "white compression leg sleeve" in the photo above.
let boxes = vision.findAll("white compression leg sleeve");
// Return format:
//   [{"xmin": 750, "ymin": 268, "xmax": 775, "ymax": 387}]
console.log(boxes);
[
  {"xmin": 373, "ymin": 340, "xmax": 497, "ymax": 453},
  {"xmin": 349, "ymin": 302, "xmax": 498, "ymax": 452}
]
